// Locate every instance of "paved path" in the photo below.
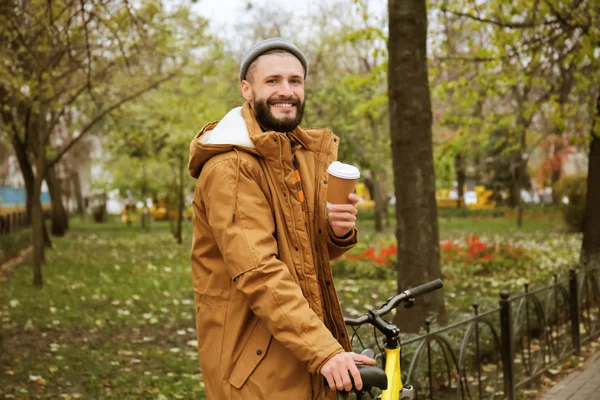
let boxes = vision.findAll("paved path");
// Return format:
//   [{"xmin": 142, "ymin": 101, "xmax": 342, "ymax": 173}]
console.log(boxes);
[{"xmin": 541, "ymin": 351, "xmax": 600, "ymax": 400}]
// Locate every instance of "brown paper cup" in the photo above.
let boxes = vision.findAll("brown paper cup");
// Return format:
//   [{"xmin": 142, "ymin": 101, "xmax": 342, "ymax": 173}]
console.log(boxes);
[{"xmin": 327, "ymin": 162, "xmax": 360, "ymax": 209}]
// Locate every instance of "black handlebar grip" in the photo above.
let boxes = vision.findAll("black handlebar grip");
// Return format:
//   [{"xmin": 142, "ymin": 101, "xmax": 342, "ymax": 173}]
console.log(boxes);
[{"xmin": 407, "ymin": 279, "xmax": 443, "ymax": 298}]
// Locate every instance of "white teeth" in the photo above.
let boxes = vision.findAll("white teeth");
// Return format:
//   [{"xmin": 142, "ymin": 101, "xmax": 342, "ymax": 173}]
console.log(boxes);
[{"xmin": 273, "ymin": 103, "xmax": 293, "ymax": 107}]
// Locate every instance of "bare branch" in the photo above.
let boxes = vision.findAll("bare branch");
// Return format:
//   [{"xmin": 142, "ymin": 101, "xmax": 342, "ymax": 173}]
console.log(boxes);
[
  {"xmin": 439, "ymin": 7, "xmax": 537, "ymax": 29},
  {"xmin": 48, "ymin": 67, "xmax": 185, "ymax": 169},
  {"xmin": 79, "ymin": 0, "xmax": 99, "ymax": 106},
  {"xmin": 91, "ymin": 0, "xmax": 134, "ymax": 72},
  {"xmin": 44, "ymin": 84, "xmax": 89, "ymax": 140},
  {"xmin": 6, "ymin": 14, "xmax": 39, "ymax": 68},
  {"xmin": 435, "ymin": 55, "xmax": 501, "ymax": 63}
]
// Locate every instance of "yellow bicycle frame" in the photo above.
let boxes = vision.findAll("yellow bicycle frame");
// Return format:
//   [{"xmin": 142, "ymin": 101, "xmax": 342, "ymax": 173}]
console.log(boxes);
[{"xmin": 380, "ymin": 346, "xmax": 402, "ymax": 400}]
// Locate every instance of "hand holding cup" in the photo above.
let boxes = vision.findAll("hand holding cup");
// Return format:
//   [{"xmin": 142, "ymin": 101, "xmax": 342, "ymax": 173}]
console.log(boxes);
[{"xmin": 328, "ymin": 193, "xmax": 359, "ymax": 238}]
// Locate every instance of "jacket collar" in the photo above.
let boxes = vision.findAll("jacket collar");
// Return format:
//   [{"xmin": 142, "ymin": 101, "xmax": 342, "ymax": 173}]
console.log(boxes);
[
  {"xmin": 189, "ymin": 102, "xmax": 328, "ymax": 178},
  {"xmin": 241, "ymin": 102, "xmax": 315, "ymax": 152}
]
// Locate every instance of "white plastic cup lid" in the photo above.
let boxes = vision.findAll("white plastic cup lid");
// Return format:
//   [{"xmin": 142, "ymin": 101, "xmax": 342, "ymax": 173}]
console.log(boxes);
[{"xmin": 327, "ymin": 161, "xmax": 360, "ymax": 179}]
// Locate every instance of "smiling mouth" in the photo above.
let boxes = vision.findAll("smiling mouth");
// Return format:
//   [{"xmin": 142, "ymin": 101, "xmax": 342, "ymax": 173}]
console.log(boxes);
[{"xmin": 271, "ymin": 102, "xmax": 295, "ymax": 108}]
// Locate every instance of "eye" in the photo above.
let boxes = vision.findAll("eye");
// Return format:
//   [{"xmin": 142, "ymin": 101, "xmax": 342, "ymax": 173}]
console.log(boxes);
[{"xmin": 266, "ymin": 79, "xmax": 277, "ymax": 84}]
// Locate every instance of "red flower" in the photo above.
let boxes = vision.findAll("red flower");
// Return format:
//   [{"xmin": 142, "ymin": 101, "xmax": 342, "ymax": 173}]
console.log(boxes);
[{"xmin": 363, "ymin": 248, "xmax": 376, "ymax": 259}]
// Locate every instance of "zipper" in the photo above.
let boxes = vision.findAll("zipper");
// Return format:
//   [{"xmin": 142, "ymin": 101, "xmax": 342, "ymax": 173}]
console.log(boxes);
[
  {"xmin": 278, "ymin": 134, "xmax": 312, "ymax": 306},
  {"xmin": 317, "ymin": 135, "xmax": 340, "ymax": 338}
]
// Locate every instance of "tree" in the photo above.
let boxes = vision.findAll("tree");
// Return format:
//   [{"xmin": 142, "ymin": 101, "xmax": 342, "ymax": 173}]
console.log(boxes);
[
  {"xmin": 0, "ymin": 0, "xmax": 204, "ymax": 286},
  {"xmin": 105, "ymin": 117, "xmax": 169, "ymax": 229},
  {"xmin": 582, "ymin": 89, "xmax": 600, "ymax": 267},
  {"xmin": 46, "ymin": 161, "xmax": 69, "ymax": 236},
  {"xmin": 388, "ymin": 0, "xmax": 447, "ymax": 331},
  {"xmin": 100, "ymin": 46, "xmax": 238, "ymax": 242},
  {"xmin": 434, "ymin": 0, "xmax": 599, "ymax": 226},
  {"xmin": 301, "ymin": 0, "xmax": 393, "ymax": 232}
]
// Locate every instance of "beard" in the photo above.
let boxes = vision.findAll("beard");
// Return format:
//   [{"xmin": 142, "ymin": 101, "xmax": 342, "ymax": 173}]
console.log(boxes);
[{"xmin": 253, "ymin": 95, "xmax": 305, "ymax": 132}]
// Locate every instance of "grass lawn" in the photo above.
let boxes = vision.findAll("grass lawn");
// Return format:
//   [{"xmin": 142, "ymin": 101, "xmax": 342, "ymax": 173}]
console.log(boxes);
[
  {"xmin": 1, "ymin": 219, "xmax": 203, "ymax": 400},
  {"xmin": 0, "ymin": 211, "xmax": 580, "ymax": 399}
]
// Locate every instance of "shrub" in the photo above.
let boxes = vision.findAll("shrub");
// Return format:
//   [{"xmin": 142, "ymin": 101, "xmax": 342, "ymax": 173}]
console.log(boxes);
[
  {"xmin": 332, "ymin": 242, "xmax": 396, "ymax": 279},
  {"xmin": 441, "ymin": 235, "xmax": 534, "ymax": 275},
  {"xmin": 0, "ymin": 230, "xmax": 30, "ymax": 264},
  {"xmin": 334, "ymin": 235, "xmax": 536, "ymax": 279},
  {"xmin": 554, "ymin": 175, "xmax": 587, "ymax": 232}
]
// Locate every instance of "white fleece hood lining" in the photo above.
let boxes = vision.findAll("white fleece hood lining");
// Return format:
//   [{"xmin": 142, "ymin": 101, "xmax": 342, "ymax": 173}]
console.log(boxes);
[{"xmin": 198, "ymin": 107, "xmax": 256, "ymax": 149}]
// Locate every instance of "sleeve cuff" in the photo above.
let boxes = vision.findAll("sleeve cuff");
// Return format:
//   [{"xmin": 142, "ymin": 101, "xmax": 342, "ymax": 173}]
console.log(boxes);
[
  {"xmin": 316, "ymin": 348, "xmax": 345, "ymax": 374},
  {"xmin": 327, "ymin": 223, "xmax": 358, "ymax": 248}
]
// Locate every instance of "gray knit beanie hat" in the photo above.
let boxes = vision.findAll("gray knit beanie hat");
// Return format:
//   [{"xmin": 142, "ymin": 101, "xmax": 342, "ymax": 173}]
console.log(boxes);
[{"xmin": 239, "ymin": 38, "xmax": 308, "ymax": 81}]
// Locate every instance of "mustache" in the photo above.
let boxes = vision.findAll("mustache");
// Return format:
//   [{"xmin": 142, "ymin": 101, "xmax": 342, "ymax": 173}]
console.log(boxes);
[{"xmin": 268, "ymin": 96, "xmax": 301, "ymax": 106}]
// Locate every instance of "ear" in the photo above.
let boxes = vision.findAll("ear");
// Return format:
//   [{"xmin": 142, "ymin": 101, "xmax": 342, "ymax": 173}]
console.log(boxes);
[{"xmin": 241, "ymin": 80, "xmax": 253, "ymax": 102}]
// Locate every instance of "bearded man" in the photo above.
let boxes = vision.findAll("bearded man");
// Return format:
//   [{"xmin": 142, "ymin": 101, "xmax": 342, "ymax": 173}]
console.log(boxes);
[{"xmin": 189, "ymin": 38, "xmax": 374, "ymax": 400}]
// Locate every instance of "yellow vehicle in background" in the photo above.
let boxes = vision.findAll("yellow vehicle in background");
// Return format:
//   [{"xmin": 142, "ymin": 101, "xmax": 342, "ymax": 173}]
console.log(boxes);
[
  {"xmin": 467, "ymin": 186, "xmax": 496, "ymax": 209},
  {"xmin": 355, "ymin": 183, "xmax": 375, "ymax": 211},
  {"xmin": 356, "ymin": 183, "xmax": 496, "ymax": 210},
  {"xmin": 120, "ymin": 196, "xmax": 191, "ymax": 224},
  {"xmin": 435, "ymin": 186, "xmax": 496, "ymax": 209},
  {"xmin": 150, "ymin": 196, "xmax": 192, "ymax": 221},
  {"xmin": 435, "ymin": 188, "xmax": 464, "ymax": 208}
]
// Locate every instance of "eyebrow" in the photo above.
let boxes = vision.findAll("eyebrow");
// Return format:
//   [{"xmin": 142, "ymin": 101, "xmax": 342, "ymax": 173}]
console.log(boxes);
[{"xmin": 263, "ymin": 74, "xmax": 304, "ymax": 80}]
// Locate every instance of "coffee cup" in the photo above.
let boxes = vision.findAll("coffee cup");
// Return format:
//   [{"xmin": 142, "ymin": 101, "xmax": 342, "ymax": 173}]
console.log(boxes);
[{"xmin": 327, "ymin": 161, "xmax": 360, "ymax": 209}]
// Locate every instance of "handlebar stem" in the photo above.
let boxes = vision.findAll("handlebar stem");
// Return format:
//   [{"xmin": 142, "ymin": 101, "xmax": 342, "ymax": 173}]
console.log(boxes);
[{"xmin": 368, "ymin": 310, "xmax": 401, "ymax": 349}]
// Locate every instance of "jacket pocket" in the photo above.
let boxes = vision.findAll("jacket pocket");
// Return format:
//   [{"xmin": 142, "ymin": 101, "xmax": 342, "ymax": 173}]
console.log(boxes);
[{"xmin": 228, "ymin": 319, "xmax": 273, "ymax": 389}]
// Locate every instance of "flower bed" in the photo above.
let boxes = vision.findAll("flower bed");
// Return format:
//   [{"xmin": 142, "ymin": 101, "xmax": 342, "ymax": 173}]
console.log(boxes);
[
  {"xmin": 440, "ymin": 234, "xmax": 534, "ymax": 274},
  {"xmin": 332, "ymin": 233, "xmax": 577, "ymax": 286}
]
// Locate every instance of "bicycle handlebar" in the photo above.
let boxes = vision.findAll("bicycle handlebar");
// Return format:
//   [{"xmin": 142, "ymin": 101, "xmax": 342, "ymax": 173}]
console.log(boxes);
[
  {"xmin": 406, "ymin": 278, "xmax": 443, "ymax": 299},
  {"xmin": 344, "ymin": 279, "xmax": 443, "ymax": 327}
]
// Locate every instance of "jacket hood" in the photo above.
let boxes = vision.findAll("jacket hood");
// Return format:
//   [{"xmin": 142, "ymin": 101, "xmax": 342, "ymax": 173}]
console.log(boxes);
[
  {"xmin": 189, "ymin": 101, "xmax": 320, "ymax": 179},
  {"xmin": 189, "ymin": 105, "xmax": 260, "ymax": 179}
]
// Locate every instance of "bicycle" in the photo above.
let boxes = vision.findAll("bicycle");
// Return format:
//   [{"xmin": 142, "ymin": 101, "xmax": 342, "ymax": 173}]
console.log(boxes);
[{"xmin": 335, "ymin": 279, "xmax": 444, "ymax": 400}]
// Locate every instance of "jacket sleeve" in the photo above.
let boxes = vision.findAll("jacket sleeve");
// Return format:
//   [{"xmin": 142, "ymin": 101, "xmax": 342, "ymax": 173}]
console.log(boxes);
[
  {"xmin": 326, "ymin": 222, "xmax": 358, "ymax": 261},
  {"xmin": 199, "ymin": 155, "xmax": 344, "ymax": 374}
]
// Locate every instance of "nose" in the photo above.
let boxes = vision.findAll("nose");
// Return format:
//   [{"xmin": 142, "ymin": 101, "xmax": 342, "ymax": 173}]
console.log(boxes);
[{"xmin": 276, "ymin": 81, "xmax": 293, "ymax": 98}]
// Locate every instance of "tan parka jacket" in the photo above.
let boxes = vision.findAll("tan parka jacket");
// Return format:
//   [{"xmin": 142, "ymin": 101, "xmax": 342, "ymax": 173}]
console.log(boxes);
[{"xmin": 189, "ymin": 102, "xmax": 357, "ymax": 400}]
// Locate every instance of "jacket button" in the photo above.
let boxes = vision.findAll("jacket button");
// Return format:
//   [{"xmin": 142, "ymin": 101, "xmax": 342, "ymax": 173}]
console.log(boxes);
[
  {"xmin": 341, "ymin": 333, "xmax": 346, "ymax": 338},
  {"xmin": 334, "ymin": 138, "xmax": 337, "ymax": 142},
  {"xmin": 256, "ymin": 349, "xmax": 263, "ymax": 356},
  {"xmin": 324, "ymin": 180, "xmax": 328, "ymax": 184},
  {"xmin": 318, "ymin": 229, "xmax": 322, "ymax": 234},
  {"xmin": 326, "ymin": 281, "xmax": 331, "ymax": 286},
  {"xmin": 295, "ymin": 247, "xmax": 299, "ymax": 251},
  {"xmin": 274, "ymin": 138, "xmax": 277, "ymax": 142}
]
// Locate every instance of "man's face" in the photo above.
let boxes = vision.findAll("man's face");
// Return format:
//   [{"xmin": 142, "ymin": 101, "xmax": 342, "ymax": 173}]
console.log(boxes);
[{"xmin": 241, "ymin": 53, "xmax": 305, "ymax": 132}]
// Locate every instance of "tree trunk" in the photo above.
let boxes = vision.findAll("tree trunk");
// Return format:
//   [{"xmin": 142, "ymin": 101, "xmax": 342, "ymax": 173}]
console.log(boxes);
[
  {"xmin": 508, "ymin": 181, "xmax": 518, "ymax": 208},
  {"xmin": 454, "ymin": 152, "xmax": 465, "ymax": 207},
  {"xmin": 372, "ymin": 171, "xmax": 384, "ymax": 233},
  {"xmin": 176, "ymin": 156, "xmax": 184, "ymax": 245},
  {"xmin": 72, "ymin": 172, "xmax": 85, "ymax": 214},
  {"xmin": 363, "ymin": 173, "xmax": 383, "ymax": 232},
  {"xmin": 46, "ymin": 163, "xmax": 69, "ymax": 236},
  {"xmin": 388, "ymin": 0, "xmax": 447, "ymax": 332},
  {"xmin": 367, "ymin": 117, "xmax": 384, "ymax": 233},
  {"xmin": 12, "ymin": 136, "xmax": 34, "ymax": 224},
  {"xmin": 141, "ymin": 161, "xmax": 148, "ymax": 230},
  {"xmin": 384, "ymin": 196, "xmax": 391, "ymax": 228},
  {"xmin": 582, "ymin": 91, "xmax": 600, "ymax": 268},
  {"xmin": 42, "ymin": 220, "xmax": 52, "ymax": 249},
  {"xmin": 517, "ymin": 128, "xmax": 527, "ymax": 228},
  {"xmin": 12, "ymin": 124, "xmax": 52, "ymax": 248},
  {"xmin": 515, "ymin": 162, "xmax": 524, "ymax": 227},
  {"xmin": 31, "ymin": 176, "xmax": 45, "ymax": 287},
  {"xmin": 512, "ymin": 158, "xmax": 524, "ymax": 227}
]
